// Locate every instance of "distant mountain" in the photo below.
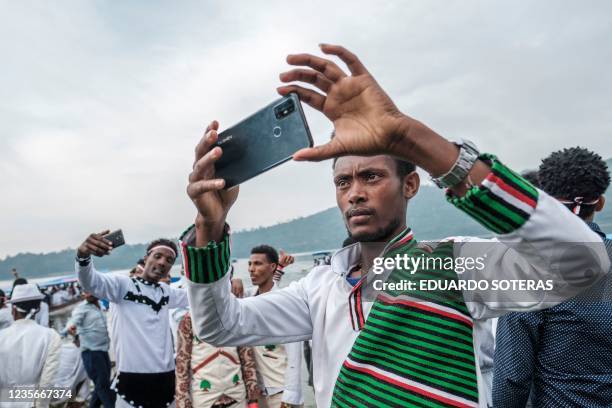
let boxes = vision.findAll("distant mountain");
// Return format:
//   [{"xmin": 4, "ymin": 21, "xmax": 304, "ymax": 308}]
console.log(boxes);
[{"xmin": 3, "ymin": 160, "xmax": 612, "ymax": 281}]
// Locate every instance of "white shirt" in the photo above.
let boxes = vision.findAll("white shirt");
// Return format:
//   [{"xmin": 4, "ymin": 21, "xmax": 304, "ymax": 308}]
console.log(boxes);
[
  {"xmin": 52, "ymin": 343, "xmax": 89, "ymax": 404},
  {"xmin": 245, "ymin": 284, "xmax": 304, "ymax": 405},
  {"xmin": 187, "ymin": 192, "xmax": 610, "ymax": 407},
  {"xmin": 35, "ymin": 301, "xmax": 49, "ymax": 327},
  {"xmin": 169, "ymin": 276, "xmax": 189, "ymax": 354},
  {"xmin": 51, "ymin": 290, "xmax": 71, "ymax": 307},
  {"xmin": 77, "ymin": 261, "xmax": 189, "ymax": 373},
  {"xmin": 0, "ymin": 305, "xmax": 13, "ymax": 330},
  {"xmin": 0, "ymin": 319, "xmax": 62, "ymax": 407}
]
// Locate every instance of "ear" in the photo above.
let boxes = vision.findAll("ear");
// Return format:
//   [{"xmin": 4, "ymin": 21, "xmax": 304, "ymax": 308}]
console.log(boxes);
[
  {"xmin": 403, "ymin": 171, "xmax": 420, "ymax": 200},
  {"xmin": 595, "ymin": 195, "xmax": 605, "ymax": 212}
]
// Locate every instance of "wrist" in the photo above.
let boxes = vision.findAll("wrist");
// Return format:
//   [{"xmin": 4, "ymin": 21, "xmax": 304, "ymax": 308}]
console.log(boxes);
[
  {"xmin": 393, "ymin": 116, "xmax": 460, "ymax": 177},
  {"xmin": 195, "ymin": 216, "xmax": 226, "ymax": 246},
  {"xmin": 76, "ymin": 253, "xmax": 91, "ymax": 267}
]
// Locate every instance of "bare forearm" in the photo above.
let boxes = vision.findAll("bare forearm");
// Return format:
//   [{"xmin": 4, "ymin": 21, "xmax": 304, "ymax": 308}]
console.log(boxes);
[
  {"xmin": 395, "ymin": 116, "xmax": 491, "ymax": 196},
  {"xmin": 195, "ymin": 214, "xmax": 226, "ymax": 246}
]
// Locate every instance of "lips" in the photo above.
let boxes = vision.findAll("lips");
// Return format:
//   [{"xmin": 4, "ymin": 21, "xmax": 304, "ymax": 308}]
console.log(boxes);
[
  {"xmin": 347, "ymin": 207, "xmax": 375, "ymax": 224},
  {"xmin": 348, "ymin": 207, "xmax": 374, "ymax": 218}
]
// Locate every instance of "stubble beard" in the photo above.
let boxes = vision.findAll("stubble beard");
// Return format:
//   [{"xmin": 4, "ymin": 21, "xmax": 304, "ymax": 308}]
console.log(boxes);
[{"xmin": 347, "ymin": 217, "xmax": 402, "ymax": 243}]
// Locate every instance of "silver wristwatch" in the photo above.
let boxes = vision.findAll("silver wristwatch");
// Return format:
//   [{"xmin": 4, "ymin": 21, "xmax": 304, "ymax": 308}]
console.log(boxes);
[{"xmin": 431, "ymin": 139, "xmax": 480, "ymax": 189}]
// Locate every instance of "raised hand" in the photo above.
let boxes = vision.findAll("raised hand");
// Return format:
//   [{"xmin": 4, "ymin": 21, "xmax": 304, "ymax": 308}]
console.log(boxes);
[
  {"xmin": 278, "ymin": 43, "xmax": 414, "ymax": 162},
  {"xmin": 187, "ymin": 121, "xmax": 239, "ymax": 242},
  {"xmin": 278, "ymin": 250, "xmax": 295, "ymax": 268},
  {"xmin": 77, "ymin": 230, "xmax": 112, "ymax": 258}
]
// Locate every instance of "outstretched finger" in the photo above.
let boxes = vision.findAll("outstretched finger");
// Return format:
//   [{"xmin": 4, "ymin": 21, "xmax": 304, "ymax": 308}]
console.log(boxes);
[
  {"xmin": 319, "ymin": 44, "xmax": 368, "ymax": 76},
  {"xmin": 286, "ymin": 53, "xmax": 346, "ymax": 82},
  {"xmin": 190, "ymin": 147, "xmax": 223, "ymax": 182},
  {"xmin": 92, "ymin": 230, "xmax": 112, "ymax": 247},
  {"xmin": 277, "ymin": 85, "xmax": 325, "ymax": 112},
  {"xmin": 205, "ymin": 120, "xmax": 219, "ymax": 134},
  {"xmin": 195, "ymin": 121, "xmax": 220, "ymax": 163},
  {"xmin": 187, "ymin": 179, "xmax": 226, "ymax": 198},
  {"xmin": 90, "ymin": 234, "xmax": 113, "ymax": 250},
  {"xmin": 279, "ymin": 69, "xmax": 332, "ymax": 93},
  {"xmin": 85, "ymin": 241, "xmax": 110, "ymax": 257},
  {"xmin": 293, "ymin": 141, "xmax": 344, "ymax": 162}
]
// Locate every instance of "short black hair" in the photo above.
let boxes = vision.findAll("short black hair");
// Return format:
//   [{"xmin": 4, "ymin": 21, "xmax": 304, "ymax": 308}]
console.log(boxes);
[
  {"xmin": 12, "ymin": 299, "xmax": 41, "ymax": 315},
  {"xmin": 137, "ymin": 258, "xmax": 145, "ymax": 266},
  {"xmin": 329, "ymin": 130, "xmax": 416, "ymax": 180},
  {"xmin": 12, "ymin": 278, "xmax": 27, "ymax": 291},
  {"xmin": 521, "ymin": 170, "xmax": 540, "ymax": 188},
  {"xmin": 147, "ymin": 239, "xmax": 178, "ymax": 257},
  {"xmin": 538, "ymin": 147, "xmax": 610, "ymax": 219},
  {"xmin": 250, "ymin": 245, "xmax": 279, "ymax": 265}
]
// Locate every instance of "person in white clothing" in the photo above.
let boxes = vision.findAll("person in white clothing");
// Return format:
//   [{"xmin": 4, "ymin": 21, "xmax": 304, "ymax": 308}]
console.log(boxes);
[
  {"xmin": 76, "ymin": 231, "xmax": 189, "ymax": 408},
  {"xmin": 181, "ymin": 44, "xmax": 610, "ymax": 407},
  {"xmin": 11, "ymin": 278, "xmax": 49, "ymax": 327},
  {"xmin": 0, "ymin": 283, "xmax": 62, "ymax": 408},
  {"xmin": 0, "ymin": 289, "xmax": 13, "ymax": 330},
  {"xmin": 246, "ymin": 245, "xmax": 303, "ymax": 408}
]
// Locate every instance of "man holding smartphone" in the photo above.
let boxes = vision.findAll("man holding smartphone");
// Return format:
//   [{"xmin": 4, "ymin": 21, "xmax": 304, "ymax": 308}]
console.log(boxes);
[
  {"xmin": 76, "ymin": 232, "xmax": 189, "ymax": 408},
  {"xmin": 182, "ymin": 44, "xmax": 610, "ymax": 407}
]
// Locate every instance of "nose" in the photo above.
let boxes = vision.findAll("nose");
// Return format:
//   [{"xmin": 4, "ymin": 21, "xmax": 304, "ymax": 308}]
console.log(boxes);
[
  {"xmin": 347, "ymin": 181, "xmax": 367, "ymax": 205},
  {"xmin": 156, "ymin": 259, "xmax": 168, "ymax": 271}
]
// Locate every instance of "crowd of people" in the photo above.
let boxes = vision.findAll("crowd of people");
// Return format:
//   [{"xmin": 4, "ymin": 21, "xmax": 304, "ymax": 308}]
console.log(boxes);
[{"xmin": 1, "ymin": 44, "xmax": 611, "ymax": 408}]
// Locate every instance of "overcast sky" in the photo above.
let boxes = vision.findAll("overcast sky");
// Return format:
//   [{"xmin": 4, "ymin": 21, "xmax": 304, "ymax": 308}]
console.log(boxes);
[{"xmin": 1, "ymin": 0, "xmax": 611, "ymax": 258}]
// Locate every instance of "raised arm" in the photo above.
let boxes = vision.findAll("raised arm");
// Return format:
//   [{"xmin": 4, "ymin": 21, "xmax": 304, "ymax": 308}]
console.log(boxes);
[
  {"xmin": 184, "ymin": 118, "xmax": 313, "ymax": 346},
  {"xmin": 183, "ymin": 226, "xmax": 313, "ymax": 346},
  {"xmin": 75, "ymin": 231, "xmax": 127, "ymax": 303},
  {"xmin": 446, "ymin": 159, "xmax": 610, "ymax": 317},
  {"xmin": 277, "ymin": 43, "xmax": 609, "ymax": 311},
  {"xmin": 276, "ymin": 43, "xmax": 492, "ymax": 198}
]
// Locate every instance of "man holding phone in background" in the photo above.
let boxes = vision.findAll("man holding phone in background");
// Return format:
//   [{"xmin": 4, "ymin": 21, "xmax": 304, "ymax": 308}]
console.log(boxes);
[
  {"xmin": 76, "ymin": 232, "xmax": 189, "ymax": 408},
  {"xmin": 181, "ymin": 44, "xmax": 610, "ymax": 407}
]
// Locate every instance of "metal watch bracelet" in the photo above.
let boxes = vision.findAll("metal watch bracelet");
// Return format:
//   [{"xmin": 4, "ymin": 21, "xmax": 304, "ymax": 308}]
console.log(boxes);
[{"xmin": 431, "ymin": 139, "xmax": 480, "ymax": 189}]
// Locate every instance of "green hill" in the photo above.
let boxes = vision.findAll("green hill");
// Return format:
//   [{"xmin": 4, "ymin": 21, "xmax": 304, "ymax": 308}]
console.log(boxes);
[{"xmin": 3, "ymin": 159, "xmax": 612, "ymax": 280}]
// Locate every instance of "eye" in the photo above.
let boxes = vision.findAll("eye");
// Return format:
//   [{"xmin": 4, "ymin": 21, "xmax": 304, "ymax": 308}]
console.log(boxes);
[
  {"xmin": 364, "ymin": 172, "xmax": 381, "ymax": 182},
  {"xmin": 335, "ymin": 177, "xmax": 350, "ymax": 189}
]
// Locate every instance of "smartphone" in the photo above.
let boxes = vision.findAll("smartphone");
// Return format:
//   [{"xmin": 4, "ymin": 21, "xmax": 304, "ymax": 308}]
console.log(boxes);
[
  {"xmin": 214, "ymin": 93, "xmax": 313, "ymax": 188},
  {"xmin": 103, "ymin": 230, "xmax": 125, "ymax": 249}
]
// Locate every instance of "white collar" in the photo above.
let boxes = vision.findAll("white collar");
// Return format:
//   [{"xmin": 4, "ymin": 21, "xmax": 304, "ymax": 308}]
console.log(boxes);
[{"xmin": 330, "ymin": 242, "xmax": 362, "ymax": 277}]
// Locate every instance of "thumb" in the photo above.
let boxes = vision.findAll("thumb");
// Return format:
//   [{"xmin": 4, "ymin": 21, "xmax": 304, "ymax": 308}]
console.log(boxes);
[{"xmin": 293, "ymin": 141, "xmax": 343, "ymax": 162}]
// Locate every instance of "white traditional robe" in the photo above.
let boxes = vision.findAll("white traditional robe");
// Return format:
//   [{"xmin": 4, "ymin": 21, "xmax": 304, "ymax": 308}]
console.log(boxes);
[{"xmin": 0, "ymin": 319, "xmax": 61, "ymax": 407}]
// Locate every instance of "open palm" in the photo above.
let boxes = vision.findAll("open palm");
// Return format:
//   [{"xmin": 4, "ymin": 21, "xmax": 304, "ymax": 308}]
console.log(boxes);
[{"xmin": 278, "ymin": 44, "xmax": 410, "ymax": 161}]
